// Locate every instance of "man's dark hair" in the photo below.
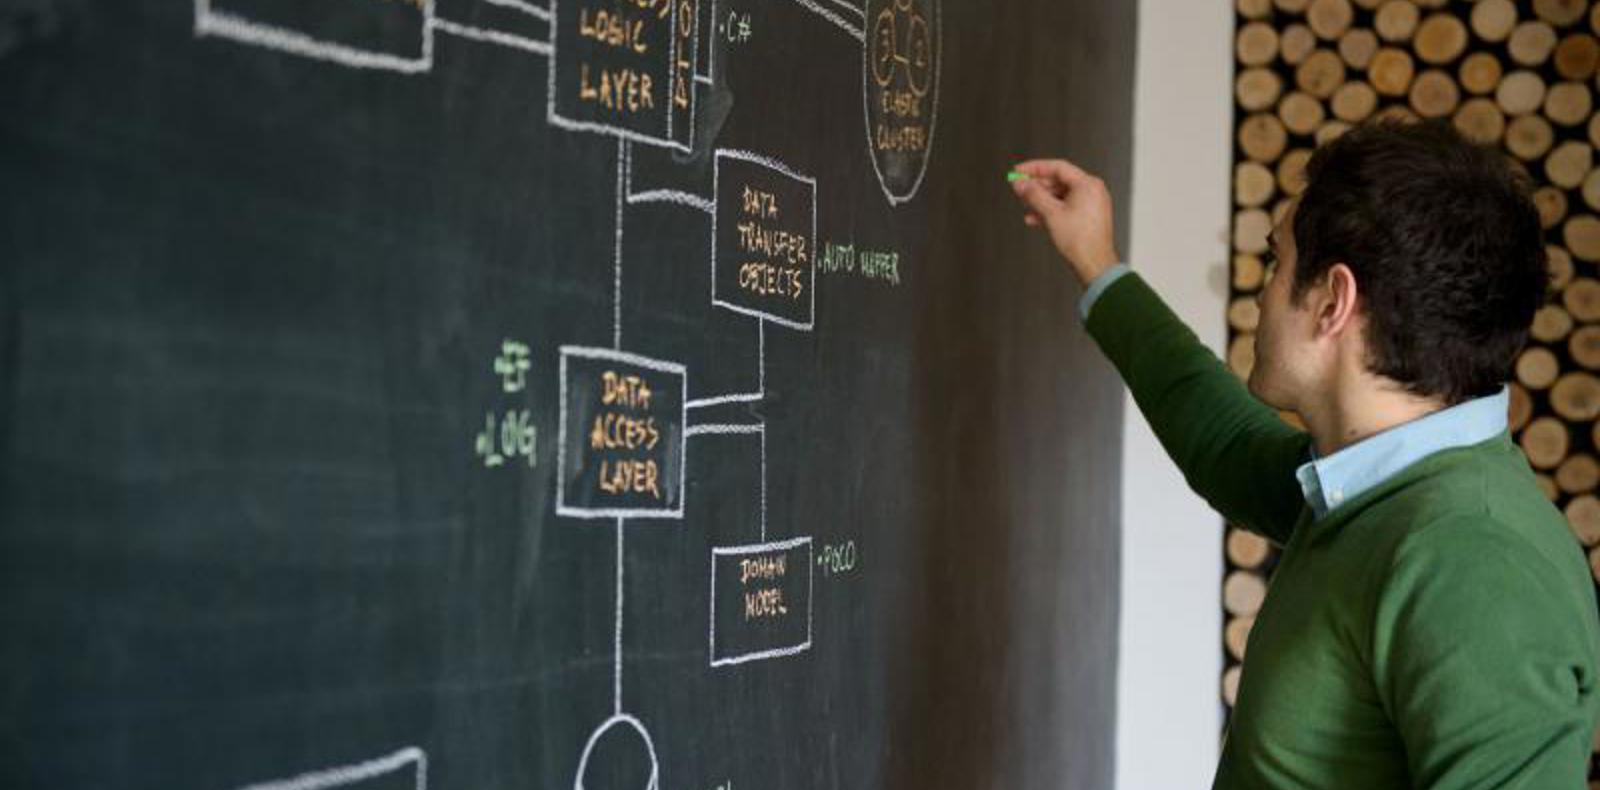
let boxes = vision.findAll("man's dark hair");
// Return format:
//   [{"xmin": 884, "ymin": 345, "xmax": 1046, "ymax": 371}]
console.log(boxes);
[{"xmin": 1291, "ymin": 118, "xmax": 1548, "ymax": 405}]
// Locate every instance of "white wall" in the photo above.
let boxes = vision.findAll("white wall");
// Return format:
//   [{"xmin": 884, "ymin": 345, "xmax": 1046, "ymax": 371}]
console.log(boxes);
[{"xmin": 1115, "ymin": 2, "xmax": 1236, "ymax": 789}]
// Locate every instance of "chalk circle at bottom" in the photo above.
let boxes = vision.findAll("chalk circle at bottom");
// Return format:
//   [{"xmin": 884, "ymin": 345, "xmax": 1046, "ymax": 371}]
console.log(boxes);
[{"xmin": 573, "ymin": 713, "xmax": 660, "ymax": 790}]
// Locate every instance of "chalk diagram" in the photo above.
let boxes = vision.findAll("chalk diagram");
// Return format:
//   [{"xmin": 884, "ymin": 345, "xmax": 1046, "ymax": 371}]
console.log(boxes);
[{"xmin": 194, "ymin": 0, "xmax": 939, "ymax": 786}]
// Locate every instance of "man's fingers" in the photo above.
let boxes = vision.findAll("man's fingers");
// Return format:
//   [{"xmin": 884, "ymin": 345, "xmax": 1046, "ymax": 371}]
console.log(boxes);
[
  {"xmin": 1014, "ymin": 177, "xmax": 1065, "ymax": 219},
  {"xmin": 1014, "ymin": 158, "xmax": 1093, "ymax": 190}
]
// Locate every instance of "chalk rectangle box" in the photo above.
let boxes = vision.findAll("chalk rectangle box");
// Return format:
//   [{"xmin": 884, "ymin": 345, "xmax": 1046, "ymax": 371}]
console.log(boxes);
[
  {"xmin": 548, "ymin": 0, "xmax": 697, "ymax": 151},
  {"xmin": 556, "ymin": 346, "xmax": 687, "ymax": 520},
  {"xmin": 709, "ymin": 537, "xmax": 814, "ymax": 666},
  {"xmin": 711, "ymin": 150, "xmax": 817, "ymax": 330}
]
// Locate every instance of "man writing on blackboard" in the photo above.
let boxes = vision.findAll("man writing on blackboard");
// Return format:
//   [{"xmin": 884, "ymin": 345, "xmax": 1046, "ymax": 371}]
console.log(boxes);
[{"xmin": 1011, "ymin": 119, "xmax": 1600, "ymax": 789}]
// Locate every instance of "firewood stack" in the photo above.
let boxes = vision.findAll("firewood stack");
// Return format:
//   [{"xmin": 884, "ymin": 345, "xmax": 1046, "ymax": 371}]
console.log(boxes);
[{"xmin": 1229, "ymin": 1, "xmax": 1600, "ymax": 777}]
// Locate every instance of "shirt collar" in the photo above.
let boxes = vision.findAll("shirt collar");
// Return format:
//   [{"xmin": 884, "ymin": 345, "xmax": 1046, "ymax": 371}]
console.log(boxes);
[{"xmin": 1294, "ymin": 386, "xmax": 1509, "ymax": 520}]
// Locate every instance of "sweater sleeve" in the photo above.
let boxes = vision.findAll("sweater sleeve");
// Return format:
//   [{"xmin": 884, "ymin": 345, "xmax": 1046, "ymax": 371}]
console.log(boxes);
[
  {"xmin": 1083, "ymin": 270, "xmax": 1310, "ymax": 545},
  {"xmin": 1078, "ymin": 263, "xmax": 1132, "ymax": 321},
  {"xmin": 1372, "ymin": 519, "xmax": 1598, "ymax": 790}
]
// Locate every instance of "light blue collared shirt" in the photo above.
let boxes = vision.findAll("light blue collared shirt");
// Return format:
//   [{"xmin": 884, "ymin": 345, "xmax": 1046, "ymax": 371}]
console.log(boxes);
[
  {"xmin": 1078, "ymin": 264, "xmax": 1511, "ymax": 521},
  {"xmin": 1294, "ymin": 387, "xmax": 1508, "ymax": 519}
]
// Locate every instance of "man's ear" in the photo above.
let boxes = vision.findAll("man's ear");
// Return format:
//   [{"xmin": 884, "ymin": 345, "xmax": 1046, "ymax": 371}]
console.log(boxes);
[{"xmin": 1317, "ymin": 262, "xmax": 1360, "ymax": 338}]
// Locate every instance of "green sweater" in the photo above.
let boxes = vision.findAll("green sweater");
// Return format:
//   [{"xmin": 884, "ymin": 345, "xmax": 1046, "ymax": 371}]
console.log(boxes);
[{"xmin": 1085, "ymin": 272, "xmax": 1600, "ymax": 789}]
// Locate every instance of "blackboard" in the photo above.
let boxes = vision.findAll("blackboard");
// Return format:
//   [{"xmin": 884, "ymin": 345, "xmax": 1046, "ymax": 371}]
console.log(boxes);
[{"xmin": 0, "ymin": 0, "xmax": 1136, "ymax": 787}]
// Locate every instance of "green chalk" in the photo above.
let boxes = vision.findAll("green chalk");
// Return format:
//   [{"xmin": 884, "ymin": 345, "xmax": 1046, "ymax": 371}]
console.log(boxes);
[{"xmin": 1007, "ymin": 171, "xmax": 1030, "ymax": 183}]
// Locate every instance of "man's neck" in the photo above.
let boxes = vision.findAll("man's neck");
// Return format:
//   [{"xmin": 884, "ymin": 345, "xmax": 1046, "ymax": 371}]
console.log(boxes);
[{"xmin": 1300, "ymin": 375, "xmax": 1450, "ymax": 458}]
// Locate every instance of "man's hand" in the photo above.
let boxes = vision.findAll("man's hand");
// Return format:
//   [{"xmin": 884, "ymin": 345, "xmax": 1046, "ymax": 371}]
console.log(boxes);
[{"xmin": 1010, "ymin": 158, "xmax": 1122, "ymax": 288}]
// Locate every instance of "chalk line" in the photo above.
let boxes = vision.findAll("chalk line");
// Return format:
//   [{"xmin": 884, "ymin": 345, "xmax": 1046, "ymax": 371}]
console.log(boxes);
[
  {"xmin": 686, "ymin": 392, "xmax": 762, "ymax": 409},
  {"xmin": 194, "ymin": 0, "xmax": 435, "ymax": 73},
  {"xmin": 710, "ymin": 0, "xmax": 719, "ymax": 78},
  {"xmin": 687, "ymin": 274, "xmax": 769, "ymax": 411},
  {"xmin": 824, "ymin": 0, "xmax": 865, "ymax": 21},
  {"xmin": 195, "ymin": 0, "xmax": 556, "ymax": 70},
  {"xmin": 685, "ymin": 423, "xmax": 765, "ymax": 437},
  {"xmin": 706, "ymin": 0, "xmax": 717, "ymax": 82},
  {"xmin": 559, "ymin": 345, "xmax": 688, "ymax": 375},
  {"xmin": 431, "ymin": 17, "xmax": 551, "ymax": 56},
  {"xmin": 759, "ymin": 416, "xmax": 768, "ymax": 540},
  {"xmin": 788, "ymin": 0, "xmax": 865, "ymax": 42},
  {"xmin": 627, "ymin": 189, "xmax": 714, "ymax": 215},
  {"xmin": 481, "ymin": 0, "xmax": 551, "ymax": 21},
  {"xmin": 757, "ymin": 321, "xmax": 767, "ymax": 538},
  {"xmin": 614, "ymin": 517, "xmax": 625, "ymax": 715},
  {"xmin": 234, "ymin": 747, "xmax": 427, "ymax": 790},
  {"xmin": 613, "ymin": 140, "xmax": 628, "ymax": 350}
]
